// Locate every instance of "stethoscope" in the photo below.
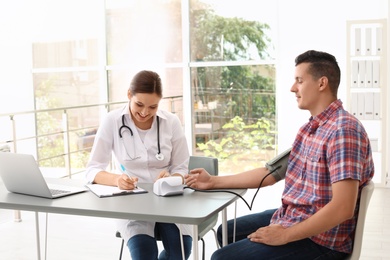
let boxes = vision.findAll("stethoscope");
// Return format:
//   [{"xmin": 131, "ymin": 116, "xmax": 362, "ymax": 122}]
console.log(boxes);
[{"xmin": 119, "ymin": 114, "xmax": 164, "ymax": 161}]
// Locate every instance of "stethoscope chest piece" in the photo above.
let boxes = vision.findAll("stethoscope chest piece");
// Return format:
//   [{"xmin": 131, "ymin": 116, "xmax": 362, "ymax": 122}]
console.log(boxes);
[
  {"xmin": 155, "ymin": 153, "xmax": 164, "ymax": 161},
  {"xmin": 120, "ymin": 114, "xmax": 164, "ymax": 161}
]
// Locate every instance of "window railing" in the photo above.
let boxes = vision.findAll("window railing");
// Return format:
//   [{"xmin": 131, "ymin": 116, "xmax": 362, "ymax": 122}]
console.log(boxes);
[{"xmin": 0, "ymin": 96, "xmax": 183, "ymax": 179}]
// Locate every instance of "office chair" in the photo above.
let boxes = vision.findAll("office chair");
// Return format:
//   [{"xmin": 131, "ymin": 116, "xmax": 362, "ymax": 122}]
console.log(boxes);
[
  {"xmin": 346, "ymin": 180, "xmax": 375, "ymax": 260},
  {"xmin": 116, "ymin": 155, "xmax": 219, "ymax": 260}
]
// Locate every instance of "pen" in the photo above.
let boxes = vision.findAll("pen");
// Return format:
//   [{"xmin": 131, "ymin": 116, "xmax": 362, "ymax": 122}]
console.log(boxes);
[
  {"xmin": 120, "ymin": 164, "xmax": 138, "ymax": 189},
  {"xmin": 112, "ymin": 190, "xmax": 133, "ymax": 196}
]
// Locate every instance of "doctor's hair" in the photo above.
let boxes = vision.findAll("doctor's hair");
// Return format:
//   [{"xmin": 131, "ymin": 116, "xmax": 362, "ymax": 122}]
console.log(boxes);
[
  {"xmin": 129, "ymin": 70, "xmax": 163, "ymax": 98},
  {"xmin": 295, "ymin": 50, "xmax": 341, "ymax": 97}
]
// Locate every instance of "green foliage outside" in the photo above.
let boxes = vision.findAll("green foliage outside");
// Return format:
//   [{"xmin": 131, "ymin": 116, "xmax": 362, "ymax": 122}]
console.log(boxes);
[
  {"xmin": 197, "ymin": 116, "xmax": 276, "ymax": 173},
  {"xmin": 191, "ymin": 6, "xmax": 275, "ymax": 119},
  {"xmin": 191, "ymin": 5, "xmax": 277, "ymax": 169},
  {"xmin": 32, "ymin": 2, "xmax": 277, "ymax": 175},
  {"xmin": 35, "ymin": 79, "xmax": 90, "ymax": 171}
]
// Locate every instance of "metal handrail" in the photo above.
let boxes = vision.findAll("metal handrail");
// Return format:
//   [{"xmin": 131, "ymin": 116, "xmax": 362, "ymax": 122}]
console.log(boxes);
[{"xmin": 0, "ymin": 96, "xmax": 183, "ymax": 179}]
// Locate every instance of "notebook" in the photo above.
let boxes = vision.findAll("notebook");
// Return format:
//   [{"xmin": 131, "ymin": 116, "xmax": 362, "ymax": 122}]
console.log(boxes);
[{"xmin": 0, "ymin": 152, "xmax": 87, "ymax": 199}]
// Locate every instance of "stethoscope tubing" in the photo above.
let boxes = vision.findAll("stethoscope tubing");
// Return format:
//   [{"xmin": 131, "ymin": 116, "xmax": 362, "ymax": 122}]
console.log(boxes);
[{"xmin": 118, "ymin": 114, "xmax": 163, "ymax": 160}]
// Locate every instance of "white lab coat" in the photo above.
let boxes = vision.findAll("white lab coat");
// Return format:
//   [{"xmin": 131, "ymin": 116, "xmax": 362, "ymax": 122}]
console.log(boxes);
[{"xmin": 85, "ymin": 104, "xmax": 191, "ymax": 243}]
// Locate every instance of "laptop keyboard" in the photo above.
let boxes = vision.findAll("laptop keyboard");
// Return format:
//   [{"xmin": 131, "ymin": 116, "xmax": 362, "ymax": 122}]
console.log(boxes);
[{"xmin": 50, "ymin": 189, "xmax": 71, "ymax": 196}]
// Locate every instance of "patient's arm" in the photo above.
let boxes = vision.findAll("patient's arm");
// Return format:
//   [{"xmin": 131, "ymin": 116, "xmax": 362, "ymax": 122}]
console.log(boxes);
[{"xmin": 185, "ymin": 147, "xmax": 292, "ymax": 189}]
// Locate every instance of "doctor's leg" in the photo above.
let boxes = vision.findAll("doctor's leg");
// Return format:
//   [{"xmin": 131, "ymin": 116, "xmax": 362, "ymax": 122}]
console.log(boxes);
[
  {"xmin": 127, "ymin": 234, "xmax": 159, "ymax": 260},
  {"xmin": 155, "ymin": 222, "xmax": 193, "ymax": 260}
]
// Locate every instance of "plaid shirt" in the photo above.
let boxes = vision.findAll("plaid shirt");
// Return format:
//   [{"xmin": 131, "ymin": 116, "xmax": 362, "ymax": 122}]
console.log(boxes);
[{"xmin": 270, "ymin": 99, "xmax": 374, "ymax": 253}]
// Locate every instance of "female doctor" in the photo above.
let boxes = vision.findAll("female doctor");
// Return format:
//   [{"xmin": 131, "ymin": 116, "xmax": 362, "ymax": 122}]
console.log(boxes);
[{"xmin": 85, "ymin": 70, "xmax": 192, "ymax": 260}]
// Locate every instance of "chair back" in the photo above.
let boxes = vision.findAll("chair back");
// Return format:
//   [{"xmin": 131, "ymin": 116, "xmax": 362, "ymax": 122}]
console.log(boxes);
[
  {"xmin": 347, "ymin": 180, "xmax": 375, "ymax": 260},
  {"xmin": 189, "ymin": 156, "xmax": 218, "ymax": 176}
]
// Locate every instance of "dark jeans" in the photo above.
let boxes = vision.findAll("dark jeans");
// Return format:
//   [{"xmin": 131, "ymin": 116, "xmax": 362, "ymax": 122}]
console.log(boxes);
[
  {"xmin": 213, "ymin": 209, "xmax": 349, "ymax": 260},
  {"xmin": 127, "ymin": 222, "xmax": 192, "ymax": 260}
]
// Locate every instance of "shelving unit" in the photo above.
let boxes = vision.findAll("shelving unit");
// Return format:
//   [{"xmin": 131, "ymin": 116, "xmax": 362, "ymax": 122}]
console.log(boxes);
[{"xmin": 346, "ymin": 19, "xmax": 388, "ymax": 186}]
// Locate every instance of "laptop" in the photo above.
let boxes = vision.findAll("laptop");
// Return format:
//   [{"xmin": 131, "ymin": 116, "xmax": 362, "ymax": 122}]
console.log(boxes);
[{"xmin": 0, "ymin": 152, "xmax": 87, "ymax": 199}]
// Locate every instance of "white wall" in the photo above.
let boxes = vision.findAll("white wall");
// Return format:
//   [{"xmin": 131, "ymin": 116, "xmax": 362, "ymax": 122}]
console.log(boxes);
[
  {"xmin": 0, "ymin": 1, "xmax": 34, "ymax": 113},
  {"xmin": 276, "ymin": 0, "xmax": 389, "ymax": 150}
]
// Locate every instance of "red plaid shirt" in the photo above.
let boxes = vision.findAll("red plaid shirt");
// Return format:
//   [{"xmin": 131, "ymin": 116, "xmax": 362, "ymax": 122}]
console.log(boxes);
[{"xmin": 271, "ymin": 99, "xmax": 374, "ymax": 253}]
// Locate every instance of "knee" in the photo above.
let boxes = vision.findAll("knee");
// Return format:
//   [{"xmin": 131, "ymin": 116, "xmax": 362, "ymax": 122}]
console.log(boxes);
[
  {"xmin": 216, "ymin": 224, "xmax": 223, "ymax": 246},
  {"xmin": 211, "ymin": 247, "xmax": 223, "ymax": 260},
  {"xmin": 128, "ymin": 234, "xmax": 158, "ymax": 259},
  {"xmin": 183, "ymin": 235, "xmax": 193, "ymax": 259}
]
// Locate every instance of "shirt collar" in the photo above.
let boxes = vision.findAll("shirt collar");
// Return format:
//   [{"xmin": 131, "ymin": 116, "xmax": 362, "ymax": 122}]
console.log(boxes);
[{"xmin": 308, "ymin": 99, "xmax": 343, "ymax": 133}]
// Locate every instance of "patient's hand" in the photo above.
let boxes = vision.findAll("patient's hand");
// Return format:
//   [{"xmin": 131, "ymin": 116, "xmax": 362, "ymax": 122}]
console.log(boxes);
[
  {"xmin": 248, "ymin": 224, "xmax": 288, "ymax": 246},
  {"xmin": 185, "ymin": 169, "xmax": 213, "ymax": 190}
]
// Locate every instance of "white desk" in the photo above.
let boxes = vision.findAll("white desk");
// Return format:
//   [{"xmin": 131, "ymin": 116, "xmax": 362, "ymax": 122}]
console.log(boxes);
[{"xmin": 0, "ymin": 178, "xmax": 246, "ymax": 260}]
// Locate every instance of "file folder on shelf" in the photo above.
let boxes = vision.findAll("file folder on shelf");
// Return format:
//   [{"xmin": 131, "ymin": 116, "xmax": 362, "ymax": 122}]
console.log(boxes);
[
  {"xmin": 358, "ymin": 60, "xmax": 366, "ymax": 88},
  {"xmin": 364, "ymin": 92, "xmax": 374, "ymax": 120},
  {"xmin": 365, "ymin": 60, "xmax": 373, "ymax": 88},
  {"xmin": 355, "ymin": 27, "xmax": 361, "ymax": 56},
  {"xmin": 372, "ymin": 60, "xmax": 380, "ymax": 88},
  {"xmin": 376, "ymin": 27, "xmax": 382, "ymax": 55},
  {"xmin": 373, "ymin": 92, "xmax": 380, "ymax": 120},
  {"xmin": 365, "ymin": 28, "xmax": 372, "ymax": 55},
  {"xmin": 352, "ymin": 61, "xmax": 359, "ymax": 88}
]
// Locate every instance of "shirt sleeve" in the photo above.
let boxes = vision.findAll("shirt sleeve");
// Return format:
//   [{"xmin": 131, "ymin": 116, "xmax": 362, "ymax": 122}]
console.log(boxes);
[
  {"xmin": 85, "ymin": 113, "xmax": 115, "ymax": 183},
  {"xmin": 327, "ymin": 127, "xmax": 370, "ymax": 183},
  {"xmin": 168, "ymin": 115, "xmax": 190, "ymax": 176}
]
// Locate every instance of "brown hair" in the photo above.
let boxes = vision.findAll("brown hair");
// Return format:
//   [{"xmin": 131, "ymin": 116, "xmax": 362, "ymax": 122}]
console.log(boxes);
[
  {"xmin": 295, "ymin": 50, "xmax": 341, "ymax": 97},
  {"xmin": 128, "ymin": 70, "xmax": 163, "ymax": 97}
]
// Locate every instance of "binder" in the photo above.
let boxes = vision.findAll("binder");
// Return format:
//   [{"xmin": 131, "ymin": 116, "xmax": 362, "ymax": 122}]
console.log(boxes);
[
  {"xmin": 364, "ymin": 92, "xmax": 374, "ymax": 120},
  {"xmin": 372, "ymin": 60, "xmax": 380, "ymax": 88},
  {"xmin": 365, "ymin": 60, "xmax": 373, "ymax": 88},
  {"xmin": 370, "ymin": 138, "xmax": 379, "ymax": 152},
  {"xmin": 351, "ymin": 92, "xmax": 358, "ymax": 117},
  {"xmin": 376, "ymin": 27, "xmax": 382, "ymax": 55},
  {"xmin": 365, "ymin": 28, "xmax": 372, "ymax": 56},
  {"xmin": 373, "ymin": 92, "xmax": 380, "ymax": 119},
  {"xmin": 355, "ymin": 28, "xmax": 361, "ymax": 56},
  {"xmin": 357, "ymin": 93, "xmax": 364, "ymax": 120},
  {"xmin": 351, "ymin": 60, "xmax": 359, "ymax": 88},
  {"xmin": 358, "ymin": 60, "xmax": 366, "ymax": 88}
]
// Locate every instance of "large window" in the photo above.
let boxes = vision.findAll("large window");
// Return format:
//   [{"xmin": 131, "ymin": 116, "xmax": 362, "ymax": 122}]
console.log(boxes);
[
  {"xmin": 2, "ymin": 0, "xmax": 389, "ymax": 185},
  {"xmin": 1, "ymin": 0, "xmax": 277, "ymax": 177},
  {"xmin": 189, "ymin": 0, "xmax": 277, "ymax": 173}
]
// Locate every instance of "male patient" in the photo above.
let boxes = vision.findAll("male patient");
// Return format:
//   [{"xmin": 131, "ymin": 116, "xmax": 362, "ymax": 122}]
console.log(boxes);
[{"xmin": 185, "ymin": 50, "xmax": 374, "ymax": 260}]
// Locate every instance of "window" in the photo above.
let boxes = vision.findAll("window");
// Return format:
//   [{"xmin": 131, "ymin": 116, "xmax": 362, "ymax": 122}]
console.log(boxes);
[
  {"xmin": 1, "ymin": 0, "xmax": 277, "ymax": 177},
  {"xmin": 189, "ymin": 0, "xmax": 277, "ymax": 173}
]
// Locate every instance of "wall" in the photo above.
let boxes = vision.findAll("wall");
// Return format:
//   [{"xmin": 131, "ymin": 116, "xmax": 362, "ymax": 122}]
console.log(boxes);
[
  {"xmin": 277, "ymin": 0, "xmax": 388, "ymax": 149},
  {"xmin": 276, "ymin": 0, "xmax": 389, "ymax": 185}
]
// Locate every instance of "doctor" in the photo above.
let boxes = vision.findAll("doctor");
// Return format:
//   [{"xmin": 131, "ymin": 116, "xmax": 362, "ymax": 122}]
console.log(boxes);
[{"xmin": 86, "ymin": 70, "xmax": 192, "ymax": 260}]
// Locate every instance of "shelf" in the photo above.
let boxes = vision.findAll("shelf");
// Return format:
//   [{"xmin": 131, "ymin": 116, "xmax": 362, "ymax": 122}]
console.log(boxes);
[{"xmin": 346, "ymin": 19, "xmax": 387, "ymax": 187}]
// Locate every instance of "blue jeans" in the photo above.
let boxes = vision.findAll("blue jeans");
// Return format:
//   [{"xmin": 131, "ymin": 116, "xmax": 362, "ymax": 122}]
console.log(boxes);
[
  {"xmin": 212, "ymin": 209, "xmax": 349, "ymax": 260},
  {"xmin": 127, "ymin": 222, "xmax": 192, "ymax": 260}
]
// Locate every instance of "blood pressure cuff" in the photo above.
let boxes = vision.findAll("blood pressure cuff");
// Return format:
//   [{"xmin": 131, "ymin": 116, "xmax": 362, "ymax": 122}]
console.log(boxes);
[{"xmin": 265, "ymin": 147, "xmax": 292, "ymax": 182}]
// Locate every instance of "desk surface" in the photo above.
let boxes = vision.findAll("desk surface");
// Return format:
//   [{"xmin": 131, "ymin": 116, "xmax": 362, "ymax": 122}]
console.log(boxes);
[{"xmin": 0, "ymin": 178, "xmax": 246, "ymax": 225}]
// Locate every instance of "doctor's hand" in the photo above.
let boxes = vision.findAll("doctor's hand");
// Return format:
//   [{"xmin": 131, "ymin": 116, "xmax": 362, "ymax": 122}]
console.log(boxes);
[
  {"xmin": 117, "ymin": 174, "xmax": 138, "ymax": 190},
  {"xmin": 185, "ymin": 168, "xmax": 213, "ymax": 190},
  {"xmin": 157, "ymin": 171, "xmax": 185, "ymax": 184},
  {"xmin": 157, "ymin": 170, "xmax": 171, "ymax": 179}
]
